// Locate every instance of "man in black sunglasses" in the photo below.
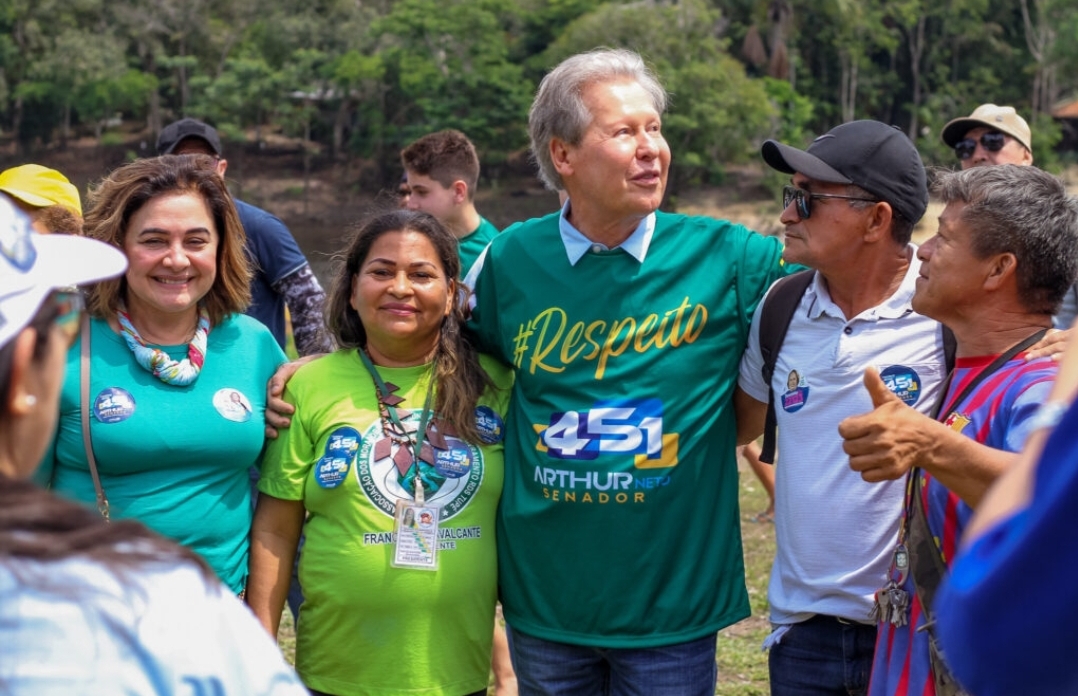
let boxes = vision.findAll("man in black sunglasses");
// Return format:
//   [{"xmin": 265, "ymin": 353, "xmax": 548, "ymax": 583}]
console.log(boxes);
[
  {"xmin": 941, "ymin": 103, "xmax": 1033, "ymax": 170},
  {"xmin": 735, "ymin": 120, "xmax": 936, "ymax": 696}
]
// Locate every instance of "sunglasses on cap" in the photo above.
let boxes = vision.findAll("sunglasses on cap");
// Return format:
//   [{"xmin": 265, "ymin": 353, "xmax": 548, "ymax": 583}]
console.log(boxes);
[
  {"xmin": 954, "ymin": 131, "xmax": 1007, "ymax": 160},
  {"xmin": 782, "ymin": 186, "xmax": 878, "ymax": 220}
]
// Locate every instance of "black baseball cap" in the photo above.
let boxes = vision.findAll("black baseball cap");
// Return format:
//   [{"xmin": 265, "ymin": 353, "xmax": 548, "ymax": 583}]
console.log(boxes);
[
  {"xmin": 156, "ymin": 118, "xmax": 223, "ymax": 156},
  {"xmin": 762, "ymin": 120, "xmax": 928, "ymax": 223}
]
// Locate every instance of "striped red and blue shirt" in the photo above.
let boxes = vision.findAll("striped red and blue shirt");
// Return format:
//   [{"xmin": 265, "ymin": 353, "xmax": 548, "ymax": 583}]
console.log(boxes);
[{"xmin": 868, "ymin": 353, "xmax": 1057, "ymax": 696}]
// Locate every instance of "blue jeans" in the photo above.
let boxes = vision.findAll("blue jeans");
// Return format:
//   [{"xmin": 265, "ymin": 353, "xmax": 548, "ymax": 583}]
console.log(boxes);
[
  {"xmin": 768, "ymin": 615, "xmax": 876, "ymax": 696},
  {"xmin": 506, "ymin": 624, "xmax": 717, "ymax": 696}
]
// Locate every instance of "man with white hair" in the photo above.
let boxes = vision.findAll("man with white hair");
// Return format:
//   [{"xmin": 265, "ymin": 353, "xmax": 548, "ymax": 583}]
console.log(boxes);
[{"xmin": 466, "ymin": 48, "xmax": 793, "ymax": 694}]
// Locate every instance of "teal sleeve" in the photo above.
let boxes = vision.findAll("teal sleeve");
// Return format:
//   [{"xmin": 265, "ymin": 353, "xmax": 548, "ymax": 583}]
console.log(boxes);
[
  {"xmin": 466, "ymin": 247, "xmax": 507, "ymax": 364},
  {"xmin": 737, "ymin": 230, "xmax": 802, "ymax": 323},
  {"xmin": 259, "ymin": 384, "xmax": 313, "ymax": 502}
]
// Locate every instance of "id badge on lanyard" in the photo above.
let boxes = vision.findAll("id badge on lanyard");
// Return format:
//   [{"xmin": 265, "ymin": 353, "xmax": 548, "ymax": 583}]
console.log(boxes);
[
  {"xmin": 359, "ymin": 348, "xmax": 443, "ymax": 571},
  {"xmin": 392, "ymin": 499, "xmax": 441, "ymax": 570}
]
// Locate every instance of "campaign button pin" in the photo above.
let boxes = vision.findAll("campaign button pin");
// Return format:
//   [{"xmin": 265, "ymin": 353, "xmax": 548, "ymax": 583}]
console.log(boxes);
[
  {"xmin": 315, "ymin": 456, "xmax": 350, "ymax": 488},
  {"xmin": 213, "ymin": 388, "xmax": 253, "ymax": 423},
  {"xmin": 93, "ymin": 387, "xmax": 136, "ymax": 423},
  {"xmin": 475, "ymin": 406, "xmax": 504, "ymax": 444}
]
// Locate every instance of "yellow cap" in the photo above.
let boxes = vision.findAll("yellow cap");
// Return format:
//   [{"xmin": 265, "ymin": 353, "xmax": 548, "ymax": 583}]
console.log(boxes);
[{"xmin": 0, "ymin": 164, "xmax": 82, "ymax": 215}]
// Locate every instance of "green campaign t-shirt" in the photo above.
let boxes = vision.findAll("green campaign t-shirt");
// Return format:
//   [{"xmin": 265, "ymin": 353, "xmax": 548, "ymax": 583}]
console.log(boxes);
[
  {"xmin": 470, "ymin": 210, "xmax": 790, "ymax": 647},
  {"xmin": 260, "ymin": 350, "xmax": 512, "ymax": 696},
  {"xmin": 42, "ymin": 314, "xmax": 286, "ymax": 594},
  {"xmin": 458, "ymin": 216, "xmax": 499, "ymax": 279}
]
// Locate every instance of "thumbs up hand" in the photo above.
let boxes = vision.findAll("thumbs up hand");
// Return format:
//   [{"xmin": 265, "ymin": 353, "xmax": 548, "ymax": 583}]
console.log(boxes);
[{"xmin": 838, "ymin": 368, "xmax": 934, "ymax": 482}]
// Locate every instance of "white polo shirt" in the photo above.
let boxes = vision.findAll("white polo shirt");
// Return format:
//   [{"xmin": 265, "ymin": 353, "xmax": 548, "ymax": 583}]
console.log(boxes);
[{"xmin": 738, "ymin": 250, "xmax": 946, "ymax": 625}]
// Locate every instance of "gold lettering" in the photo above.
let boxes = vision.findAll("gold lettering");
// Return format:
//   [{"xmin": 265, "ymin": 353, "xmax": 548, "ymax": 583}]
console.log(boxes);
[
  {"xmin": 596, "ymin": 317, "xmax": 636, "ymax": 380},
  {"xmin": 583, "ymin": 320, "xmax": 605, "ymax": 360},
  {"xmin": 529, "ymin": 308, "xmax": 567, "ymax": 374},
  {"xmin": 668, "ymin": 297, "xmax": 694, "ymax": 347},
  {"xmin": 582, "ymin": 492, "xmax": 593, "ymax": 503},
  {"xmin": 634, "ymin": 492, "xmax": 645, "ymax": 503},
  {"xmin": 560, "ymin": 322, "xmax": 588, "ymax": 364},
  {"xmin": 684, "ymin": 304, "xmax": 707, "ymax": 342},
  {"xmin": 543, "ymin": 488, "xmax": 550, "ymax": 499},
  {"xmin": 615, "ymin": 492, "xmax": 628, "ymax": 503},
  {"xmin": 551, "ymin": 489, "xmax": 559, "ymax": 501},
  {"xmin": 565, "ymin": 491, "xmax": 576, "ymax": 502},
  {"xmin": 599, "ymin": 492, "xmax": 609, "ymax": 503},
  {"xmin": 516, "ymin": 300, "xmax": 710, "ymax": 379},
  {"xmin": 633, "ymin": 314, "xmax": 660, "ymax": 352}
]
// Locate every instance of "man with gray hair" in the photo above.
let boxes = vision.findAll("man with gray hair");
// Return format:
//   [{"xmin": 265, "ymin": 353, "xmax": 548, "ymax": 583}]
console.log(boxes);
[
  {"xmin": 465, "ymin": 48, "xmax": 792, "ymax": 693},
  {"xmin": 839, "ymin": 164, "xmax": 1076, "ymax": 695}
]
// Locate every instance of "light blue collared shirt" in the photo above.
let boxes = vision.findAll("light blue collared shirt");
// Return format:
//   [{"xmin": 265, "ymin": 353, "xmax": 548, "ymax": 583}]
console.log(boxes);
[{"xmin": 558, "ymin": 200, "xmax": 657, "ymax": 266}]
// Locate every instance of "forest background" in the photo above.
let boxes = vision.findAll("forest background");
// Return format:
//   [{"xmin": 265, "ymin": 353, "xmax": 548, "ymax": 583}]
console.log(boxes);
[{"xmin": 4, "ymin": 0, "xmax": 1078, "ymax": 199}]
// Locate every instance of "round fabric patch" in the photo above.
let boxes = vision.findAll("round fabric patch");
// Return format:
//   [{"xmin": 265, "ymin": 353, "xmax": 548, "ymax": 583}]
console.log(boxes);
[
  {"xmin": 93, "ymin": 387, "xmax": 136, "ymax": 423},
  {"xmin": 315, "ymin": 427, "xmax": 361, "ymax": 489},
  {"xmin": 879, "ymin": 365, "xmax": 923, "ymax": 406},
  {"xmin": 213, "ymin": 388, "xmax": 254, "ymax": 423},
  {"xmin": 475, "ymin": 405, "xmax": 504, "ymax": 444}
]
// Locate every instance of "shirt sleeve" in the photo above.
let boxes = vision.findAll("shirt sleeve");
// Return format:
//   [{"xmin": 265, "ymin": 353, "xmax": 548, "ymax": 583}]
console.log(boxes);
[
  {"xmin": 260, "ymin": 381, "xmax": 315, "ymax": 501},
  {"xmin": 272, "ymin": 265, "xmax": 334, "ymax": 356},
  {"xmin": 239, "ymin": 203, "xmax": 308, "ymax": 286},
  {"xmin": 1000, "ymin": 375, "xmax": 1054, "ymax": 453},
  {"xmin": 465, "ymin": 242, "xmax": 508, "ymax": 363}
]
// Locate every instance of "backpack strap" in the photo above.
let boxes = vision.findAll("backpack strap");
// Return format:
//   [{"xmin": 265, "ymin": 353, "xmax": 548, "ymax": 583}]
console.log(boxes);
[
  {"xmin": 758, "ymin": 270, "xmax": 814, "ymax": 464},
  {"xmin": 941, "ymin": 324, "xmax": 957, "ymax": 372}
]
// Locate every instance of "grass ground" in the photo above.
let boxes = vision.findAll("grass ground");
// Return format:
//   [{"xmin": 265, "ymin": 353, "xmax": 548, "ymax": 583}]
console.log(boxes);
[{"xmin": 274, "ymin": 463, "xmax": 776, "ymax": 694}]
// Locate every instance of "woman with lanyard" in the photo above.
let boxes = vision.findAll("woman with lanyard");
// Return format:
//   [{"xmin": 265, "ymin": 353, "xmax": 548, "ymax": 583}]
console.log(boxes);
[
  {"xmin": 248, "ymin": 209, "xmax": 511, "ymax": 696},
  {"xmin": 36, "ymin": 155, "xmax": 287, "ymax": 596},
  {"xmin": 0, "ymin": 199, "xmax": 306, "ymax": 693}
]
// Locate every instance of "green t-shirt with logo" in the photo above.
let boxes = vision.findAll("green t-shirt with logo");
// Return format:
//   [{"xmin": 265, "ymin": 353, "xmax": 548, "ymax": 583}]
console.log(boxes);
[
  {"xmin": 470, "ymin": 210, "xmax": 788, "ymax": 647},
  {"xmin": 260, "ymin": 350, "xmax": 511, "ymax": 695},
  {"xmin": 458, "ymin": 216, "xmax": 499, "ymax": 280}
]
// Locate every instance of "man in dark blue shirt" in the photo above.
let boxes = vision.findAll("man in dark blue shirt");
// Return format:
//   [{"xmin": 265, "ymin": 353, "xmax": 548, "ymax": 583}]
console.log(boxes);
[{"xmin": 157, "ymin": 119, "xmax": 333, "ymax": 356}]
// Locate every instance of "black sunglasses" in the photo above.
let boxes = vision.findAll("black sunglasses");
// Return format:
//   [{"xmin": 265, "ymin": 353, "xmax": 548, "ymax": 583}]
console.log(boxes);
[
  {"xmin": 782, "ymin": 185, "xmax": 878, "ymax": 220},
  {"xmin": 954, "ymin": 131, "xmax": 1007, "ymax": 160}
]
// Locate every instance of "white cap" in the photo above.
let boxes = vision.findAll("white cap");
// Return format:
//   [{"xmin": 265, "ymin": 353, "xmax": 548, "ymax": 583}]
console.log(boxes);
[{"xmin": 0, "ymin": 196, "xmax": 127, "ymax": 349}]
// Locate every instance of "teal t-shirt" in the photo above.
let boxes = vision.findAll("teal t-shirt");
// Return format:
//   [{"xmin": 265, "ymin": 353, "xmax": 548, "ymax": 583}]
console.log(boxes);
[
  {"xmin": 458, "ymin": 216, "xmax": 499, "ymax": 279},
  {"xmin": 259, "ymin": 351, "xmax": 512, "ymax": 696},
  {"xmin": 470, "ymin": 210, "xmax": 790, "ymax": 647},
  {"xmin": 40, "ymin": 314, "xmax": 286, "ymax": 594}
]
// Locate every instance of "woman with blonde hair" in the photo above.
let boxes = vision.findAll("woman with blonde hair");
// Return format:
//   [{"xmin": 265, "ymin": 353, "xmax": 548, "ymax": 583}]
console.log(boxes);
[{"xmin": 38, "ymin": 155, "xmax": 286, "ymax": 595}]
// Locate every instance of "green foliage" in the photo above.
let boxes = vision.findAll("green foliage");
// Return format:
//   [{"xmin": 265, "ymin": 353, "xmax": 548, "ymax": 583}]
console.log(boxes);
[
  {"xmin": 0, "ymin": 0, "xmax": 1076, "ymax": 171},
  {"xmin": 372, "ymin": 0, "xmax": 533, "ymax": 164}
]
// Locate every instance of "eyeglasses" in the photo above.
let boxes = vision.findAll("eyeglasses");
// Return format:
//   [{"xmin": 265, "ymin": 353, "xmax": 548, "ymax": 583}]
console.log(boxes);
[
  {"xmin": 954, "ymin": 132, "xmax": 1007, "ymax": 160},
  {"xmin": 782, "ymin": 185, "xmax": 878, "ymax": 220}
]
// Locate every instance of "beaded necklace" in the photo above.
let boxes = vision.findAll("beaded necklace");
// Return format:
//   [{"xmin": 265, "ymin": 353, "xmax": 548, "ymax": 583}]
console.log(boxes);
[
  {"xmin": 359, "ymin": 348, "xmax": 446, "ymax": 502},
  {"xmin": 116, "ymin": 305, "xmax": 210, "ymax": 386}
]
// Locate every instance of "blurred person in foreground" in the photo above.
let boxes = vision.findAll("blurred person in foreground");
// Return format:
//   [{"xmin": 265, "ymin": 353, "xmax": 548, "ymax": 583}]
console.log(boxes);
[
  {"xmin": 838, "ymin": 164, "xmax": 1078, "ymax": 695},
  {"xmin": 0, "ymin": 163, "xmax": 83, "ymax": 234},
  {"xmin": 36, "ymin": 155, "xmax": 287, "ymax": 596},
  {"xmin": 248, "ymin": 209, "xmax": 512, "ymax": 696},
  {"xmin": 0, "ymin": 198, "xmax": 307, "ymax": 694}
]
